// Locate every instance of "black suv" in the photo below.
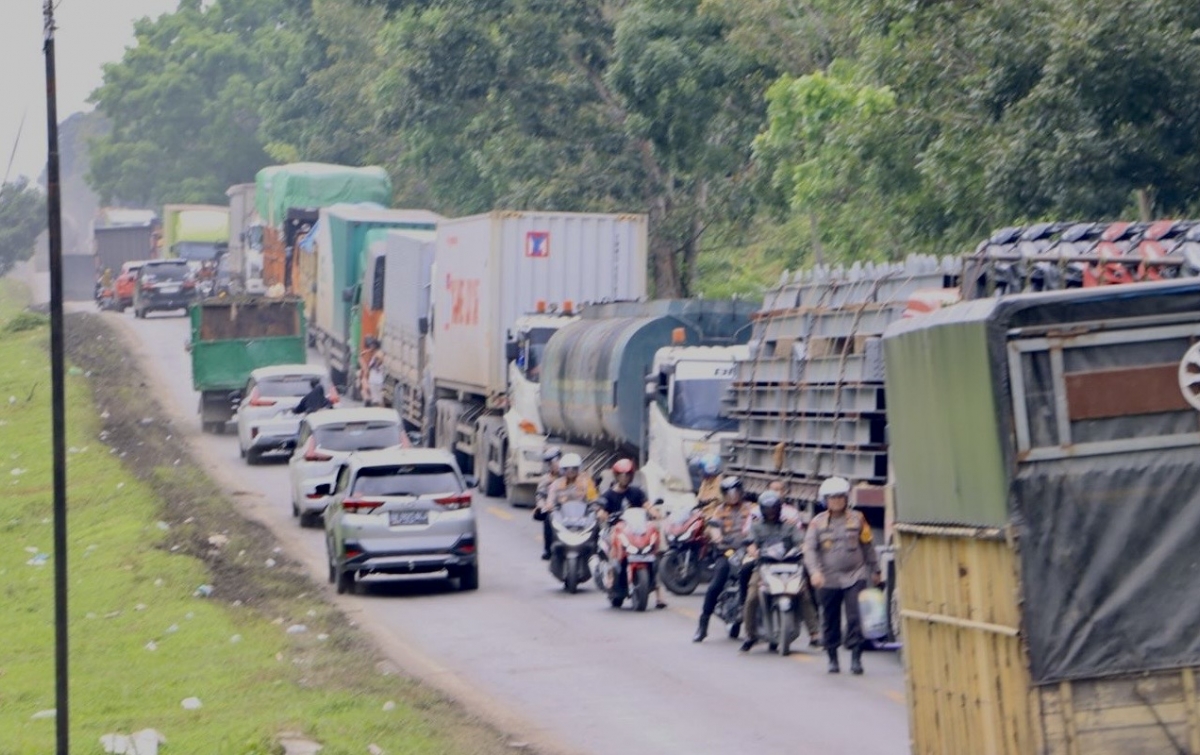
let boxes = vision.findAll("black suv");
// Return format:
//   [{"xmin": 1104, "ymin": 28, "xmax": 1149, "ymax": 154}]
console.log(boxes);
[{"xmin": 133, "ymin": 260, "xmax": 195, "ymax": 318}]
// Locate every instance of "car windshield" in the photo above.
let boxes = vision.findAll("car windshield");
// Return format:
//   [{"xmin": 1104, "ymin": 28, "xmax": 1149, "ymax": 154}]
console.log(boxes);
[
  {"xmin": 259, "ymin": 375, "xmax": 326, "ymax": 397},
  {"xmin": 142, "ymin": 264, "xmax": 189, "ymax": 281},
  {"xmin": 670, "ymin": 378, "xmax": 737, "ymax": 432},
  {"xmin": 316, "ymin": 422, "xmax": 402, "ymax": 452},
  {"xmin": 351, "ymin": 463, "xmax": 461, "ymax": 497},
  {"xmin": 521, "ymin": 327, "xmax": 556, "ymax": 383},
  {"xmin": 176, "ymin": 242, "xmax": 221, "ymax": 262}
]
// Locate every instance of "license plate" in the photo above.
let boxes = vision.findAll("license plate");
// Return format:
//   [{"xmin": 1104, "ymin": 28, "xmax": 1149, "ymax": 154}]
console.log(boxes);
[
  {"xmin": 389, "ymin": 510, "xmax": 428, "ymax": 526},
  {"xmin": 160, "ymin": 285, "xmax": 180, "ymax": 294},
  {"xmin": 627, "ymin": 554, "xmax": 656, "ymax": 563}
]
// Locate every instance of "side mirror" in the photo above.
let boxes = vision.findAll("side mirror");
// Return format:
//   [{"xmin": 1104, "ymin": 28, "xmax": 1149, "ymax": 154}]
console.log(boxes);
[
  {"xmin": 228, "ymin": 391, "xmax": 242, "ymax": 404},
  {"xmin": 505, "ymin": 340, "xmax": 520, "ymax": 363},
  {"xmin": 464, "ymin": 475, "xmax": 478, "ymax": 489},
  {"xmin": 644, "ymin": 377, "xmax": 657, "ymax": 403},
  {"xmin": 418, "ymin": 317, "xmax": 429, "ymax": 336},
  {"xmin": 313, "ymin": 483, "xmax": 332, "ymax": 497},
  {"xmin": 342, "ymin": 286, "xmax": 355, "ymax": 303}
]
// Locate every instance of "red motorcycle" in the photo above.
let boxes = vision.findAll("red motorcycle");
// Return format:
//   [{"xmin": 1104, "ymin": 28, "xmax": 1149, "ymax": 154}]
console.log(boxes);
[
  {"xmin": 659, "ymin": 506, "xmax": 719, "ymax": 595},
  {"xmin": 599, "ymin": 508, "xmax": 661, "ymax": 611}
]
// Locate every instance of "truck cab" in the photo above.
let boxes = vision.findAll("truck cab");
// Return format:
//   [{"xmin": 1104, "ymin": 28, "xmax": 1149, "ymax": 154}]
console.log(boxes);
[
  {"xmin": 644, "ymin": 345, "xmax": 747, "ymax": 517},
  {"xmin": 502, "ymin": 310, "xmax": 579, "ymax": 503}
]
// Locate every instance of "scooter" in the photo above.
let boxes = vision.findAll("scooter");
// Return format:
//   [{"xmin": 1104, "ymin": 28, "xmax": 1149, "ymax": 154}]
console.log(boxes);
[
  {"xmin": 660, "ymin": 506, "xmax": 718, "ymax": 596},
  {"xmin": 751, "ymin": 542, "xmax": 805, "ymax": 656},
  {"xmin": 713, "ymin": 548, "xmax": 747, "ymax": 639},
  {"xmin": 597, "ymin": 507, "xmax": 661, "ymax": 611},
  {"xmin": 549, "ymin": 500, "xmax": 598, "ymax": 593}
]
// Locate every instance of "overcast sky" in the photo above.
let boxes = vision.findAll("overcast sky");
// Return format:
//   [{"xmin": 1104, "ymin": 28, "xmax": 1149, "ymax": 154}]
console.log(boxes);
[{"xmin": 0, "ymin": 0, "xmax": 180, "ymax": 185}]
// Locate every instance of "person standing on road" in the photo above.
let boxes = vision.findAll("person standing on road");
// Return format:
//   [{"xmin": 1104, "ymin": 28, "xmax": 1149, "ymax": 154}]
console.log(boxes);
[
  {"xmin": 294, "ymin": 377, "xmax": 332, "ymax": 415},
  {"xmin": 804, "ymin": 476, "xmax": 882, "ymax": 675},
  {"xmin": 541, "ymin": 452, "xmax": 597, "ymax": 559},
  {"xmin": 693, "ymin": 475, "xmax": 753, "ymax": 642},
  {"xmin": 598, "ymin": 459, "xmax": 667, "ymax": 609},
  {"xmin": 535, "ymin": 447, "xmax": 563, "ymax": 560}
]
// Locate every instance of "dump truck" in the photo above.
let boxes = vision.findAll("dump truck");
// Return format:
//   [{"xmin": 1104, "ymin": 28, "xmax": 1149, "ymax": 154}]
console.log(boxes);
[
  {"xmin": 369, "ymin": 212, "xmax": 649, "ymax": 499},
  {"xmin": 884, "ymin": 278, "xmax": 1200, "ymax": 755},
  {"xmin": 251, "ymin": 163, "xmax": 393, "ymax": 290},
  {"xmin": 187, "ymin": 297, "xmax": 307, "ymax": 433},
  {"xmin": 160, "ymin": 204, "xmax": 229, "ymax": 267},
  {"xmin": 309, "ymin": 205, "xmax": 441, "ymax": 389}
]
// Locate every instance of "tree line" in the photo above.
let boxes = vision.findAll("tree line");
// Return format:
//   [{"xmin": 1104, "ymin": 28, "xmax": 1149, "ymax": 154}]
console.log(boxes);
[{"xmin": 84, "ymin": 0, "xmax": 1200, "ymax": 296}]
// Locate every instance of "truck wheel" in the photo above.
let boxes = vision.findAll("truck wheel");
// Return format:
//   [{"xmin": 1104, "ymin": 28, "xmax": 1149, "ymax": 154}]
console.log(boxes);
[{"xmin": 475, "ymin": 417, "xmax": 506, "ymax": 498}]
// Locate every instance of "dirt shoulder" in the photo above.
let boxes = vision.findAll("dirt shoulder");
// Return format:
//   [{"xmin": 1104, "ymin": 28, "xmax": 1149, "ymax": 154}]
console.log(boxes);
[{"xmin": 65, "ymin": 311, "xmax": 532, "ymax": 754}]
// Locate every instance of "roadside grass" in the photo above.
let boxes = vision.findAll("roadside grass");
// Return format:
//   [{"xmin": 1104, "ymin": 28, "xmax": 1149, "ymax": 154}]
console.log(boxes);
[
  {"xmin": 0, "ymin": 276, "xmax": 31, "ymax": 322},
  {"xmin": 0, "ymin": 311, "xmax": 513, "ymax": 753}
]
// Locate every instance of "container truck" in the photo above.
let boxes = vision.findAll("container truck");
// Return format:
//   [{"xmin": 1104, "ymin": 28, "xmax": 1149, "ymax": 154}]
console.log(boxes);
[
  {"xmin": 92, "ymin": 208, "xmax": 157, "ymax": 276},
  {"xmin": 251, "ymin": 163, "xmax": 392, "ymax": 290},
  {"xmin": 160, "ymin": 204, "xmax": 229, "ymax": 267},
  {"xmin": 225, "ymin": 183, "xmax": 257, "ymax": 293},
  {"xmin": 884, "ymin": 278, "xmax": 1200, "ymax": 755},
  {"xmin": 309, "ymin": 204, "xmax": 441, "ymax": 388}
]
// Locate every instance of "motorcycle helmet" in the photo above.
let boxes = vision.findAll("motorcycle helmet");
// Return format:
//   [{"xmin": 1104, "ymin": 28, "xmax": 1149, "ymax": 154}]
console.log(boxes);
[
  {"xmin": 543, "ymin": 446, "xmax": 563, "ymax": 462},
  {"xmin": 612, "ymin": 458, "xmax": 635, "ymax": 475},
  {"xmin": 700, "ymin": 454, "xmax": 722, "ymax": 477},
  {"xmin": 560, "ymin": 452, "xmax": 583, "ymax": 471},
  {"xmin": 758, "ymin": 490, "xmax": 783, "ymax": 520},
  {"xmin": 818, "ymin": 476, "xmax": 851, "ymax": 502},
  {"xmin": 719, "ymin": 475, "xmax": 743, "ymax": 493}
]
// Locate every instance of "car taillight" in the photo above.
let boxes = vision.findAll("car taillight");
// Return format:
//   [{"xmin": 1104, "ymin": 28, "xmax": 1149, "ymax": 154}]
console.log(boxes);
[
  {"xmin": 302, "ymin": 437, "xmax": 333, "ymax": 462},
  {"xmin": 435, "ymin": 493, "xmax": 472, "ymax": 511},
  {"xmin": 246, "ymin": 388, "xmax": 276, "ymax": 407},
  {"xmin": 342, "ymin": 498, "xmax": 383, "ymax": 514},
  {"xmin": 453, "ymin": 540, "xmax": 476, "ymax": 555},
  {"xmin": 182, "ymin": 279, "xmax": 196, "ymax": 290}
]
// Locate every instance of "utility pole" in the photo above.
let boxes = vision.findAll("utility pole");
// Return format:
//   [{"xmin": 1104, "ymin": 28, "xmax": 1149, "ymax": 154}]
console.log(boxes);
[{"xmin": 42, "ymin": 1, "xmax": 70, "ymax": 752}]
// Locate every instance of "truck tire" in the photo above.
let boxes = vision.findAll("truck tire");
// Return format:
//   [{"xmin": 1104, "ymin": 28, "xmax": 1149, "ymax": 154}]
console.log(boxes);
[{"xmin": 475, "ymin": 416, "xmax": 505, "ymax": 498}]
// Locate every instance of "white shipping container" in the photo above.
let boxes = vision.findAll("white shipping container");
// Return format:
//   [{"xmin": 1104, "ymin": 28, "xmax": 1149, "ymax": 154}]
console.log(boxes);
[
  {"xmin": 226, "ymin": 183, "xmax": 256, "ymax": 282},
  {"xmin": 431, "ymin": 211, "xmax": 648, "ymax": 398}
]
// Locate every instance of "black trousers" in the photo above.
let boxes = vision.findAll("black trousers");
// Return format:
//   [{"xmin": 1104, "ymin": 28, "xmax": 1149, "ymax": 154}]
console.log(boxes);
[
  {"xmin": 701, "ymin": 555, "xmax": 752, "ymax": 618},
  {"xmin": 542, "ymin": 516, "xmax": 553, "ymax": 555},
  {"xmin": 819, "ymin": 580, "xmax": 866, "ymax": 651}
]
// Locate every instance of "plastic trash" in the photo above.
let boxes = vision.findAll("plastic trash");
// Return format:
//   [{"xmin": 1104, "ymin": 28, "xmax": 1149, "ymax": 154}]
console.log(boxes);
[
  {"xmin": 31, "ymin": 709, "xmax": 55, "ymax": 720},
  {"xmin": 194, "ymin": 585, "xmax": 213, "ymax": 598},
  {"xmin": 286, "ymin": 624, "xmax": 308, "ymax": 634},
  {"xmin": 101, "ymin": 729, "xmax": 166, "ymax": 754},
  {"xmin": 180, "ymin": 697, "xmax": 202, "ymax": 710},
  {"xmin": 858, "ymin": 587, "xmax": 890, "ymax": 641}
]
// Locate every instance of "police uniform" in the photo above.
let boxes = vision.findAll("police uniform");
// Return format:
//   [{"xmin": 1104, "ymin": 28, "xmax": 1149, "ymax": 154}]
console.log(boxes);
[{"xmin": 803, "ymin": 509, "xmax": 881, "ymax": 655}]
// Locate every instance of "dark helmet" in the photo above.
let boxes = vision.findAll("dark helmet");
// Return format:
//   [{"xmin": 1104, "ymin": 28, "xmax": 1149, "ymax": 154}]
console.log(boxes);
[
  {"xmin": 758, "ymin": 490, "xmax": 783, "ymax": 520},
  {"xmin": 719, "ymin": 475, "xmax": 743, "ymax": 493}
]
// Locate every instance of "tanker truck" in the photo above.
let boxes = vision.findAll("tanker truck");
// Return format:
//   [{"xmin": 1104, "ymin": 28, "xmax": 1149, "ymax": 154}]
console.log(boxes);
[{"xmin": 507, "ymin": 299, "xmax": 756, "ymax": 513}]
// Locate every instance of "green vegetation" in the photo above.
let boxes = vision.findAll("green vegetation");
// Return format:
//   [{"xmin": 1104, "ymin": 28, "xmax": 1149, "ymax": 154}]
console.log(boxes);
[
  {"xmin": 0, "ymin": 308, "xmax": 507, "ymax": 753},
  {"xmin": 86, "ymin": 0, "xmax": 1200, "ymax": 296},
  {"xmin": 0, "ymin": 180, "xmax": 46, "ymax": 276},
  {"xmin": 0, "ymin": 278, "xmax": 31, "ymax": 322}
]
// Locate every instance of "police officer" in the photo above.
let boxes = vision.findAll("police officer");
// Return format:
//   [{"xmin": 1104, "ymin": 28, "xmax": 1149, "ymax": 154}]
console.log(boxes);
[
  {"xmin": 738, "ymin": 490, "xmax": 802, "ymax": 652},
  {"xmin": 694, "ymin": 454, "xmax": 724, "ymax": 509},
  {"xmin": 803, "ymin": 476, "xmax": 882, "ymax": 675},
  {"xmin": 692, "ymin": 475, "xmax": 753, "ymax": 642}
]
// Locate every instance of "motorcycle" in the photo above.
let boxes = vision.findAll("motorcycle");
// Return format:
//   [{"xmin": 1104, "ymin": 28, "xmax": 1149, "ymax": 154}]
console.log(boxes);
[
  {"xmin": 596, "ymin": 507, "xmax": 661, "ymax": 611},
  {"xmin": 549, "ymin": 500, "xmax": 598, "ymax": 593},
  {"xmin": 750, "ymin": 542, "xmax": 805, "ymax": 656},
  {"xmin": 713, "ymin": 548, "xmax": 747, "ymax": 639},
  {"xmin": 659, "ymin": 506, "xmax": 719, "ymax": 595}
]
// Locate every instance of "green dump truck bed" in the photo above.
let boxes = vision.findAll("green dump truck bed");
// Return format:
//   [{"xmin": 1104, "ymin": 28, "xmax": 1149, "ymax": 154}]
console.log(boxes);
[{"xmin": 190, "ymin": 297, "xmax": 307, "ymax": 392}]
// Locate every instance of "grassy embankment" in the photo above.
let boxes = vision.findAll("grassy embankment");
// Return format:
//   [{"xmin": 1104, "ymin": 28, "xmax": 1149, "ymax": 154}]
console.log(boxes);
[{"xmin": 0, "ymin": 279, "xmax": 511, "ymax": 754}]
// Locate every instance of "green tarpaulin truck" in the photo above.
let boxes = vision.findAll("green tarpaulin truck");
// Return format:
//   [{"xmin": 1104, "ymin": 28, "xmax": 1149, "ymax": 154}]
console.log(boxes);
[{"xmin": 188, "ymin": 297, "xmax": 307, "ymax": 433}]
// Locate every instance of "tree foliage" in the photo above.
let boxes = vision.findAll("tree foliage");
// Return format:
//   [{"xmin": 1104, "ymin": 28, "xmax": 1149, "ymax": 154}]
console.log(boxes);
[
  {"xmin": 86, "ymin": 0, "xmax": 1200, "ymax": 295},
  {"xmin": 0, "ymin": 179, "xmax": 47, "ymax": 276}
]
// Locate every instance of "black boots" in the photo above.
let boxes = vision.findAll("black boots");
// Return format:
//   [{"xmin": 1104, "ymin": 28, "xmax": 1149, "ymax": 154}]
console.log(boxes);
[
  {"xmin": 693, "ymin": 614, "xmax": 710, "ymax": 642},
  {"xmin": 827, "ymin": 648, "xmax": 840, "ymax": 674},
  {"xmin": 850, "ymin": 648, "xmax": 864, "ymax": 675},
  {"xmin": 739, "ymin": 638, "xmax": 757, "ymax": 653}
]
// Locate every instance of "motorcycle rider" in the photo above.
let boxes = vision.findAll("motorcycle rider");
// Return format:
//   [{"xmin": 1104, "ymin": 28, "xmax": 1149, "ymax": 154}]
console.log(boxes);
[
  {"xmin": 692, "ymin": 475, "xmax": 754, "ymax": 642},
  {"xmin": 294, "ymin": 376, "xmax": 333, "ymax": 414},
  {"xmin": 748, "ymin": 480, "xmax": 821, "ymax": 646},
  {"xmin": 535, "ymin": 446, "xmax": 564, "ymax": 560},
  {"xmin": 695, "ymin": 454, "xmax": 724, "ymax": 510},
  {"xmin": 739, "ymin": 491, "xmax": 807, "ymax": 652},
  {"xmin": 599, "ymin": 459, "xmax": 667, "ymax": 609},
  {"xmin": 804, "ymin": 476, "xmax": 882, "ymax": 675},
  {"xmin": 542, "ymin": 453, "xmax": 598, "ymax": 551}
]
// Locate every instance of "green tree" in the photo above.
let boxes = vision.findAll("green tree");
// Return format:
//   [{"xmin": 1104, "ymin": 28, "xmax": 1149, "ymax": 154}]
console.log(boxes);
[{"xmin": 0, "ymin": 179, "xmax": 47, "ymax": 275}]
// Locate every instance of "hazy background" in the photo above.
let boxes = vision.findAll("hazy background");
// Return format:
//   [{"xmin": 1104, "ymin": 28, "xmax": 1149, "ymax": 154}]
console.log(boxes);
[{"xmin": 0, "ymin": 0, "xmax": 179, "ymax": 184}]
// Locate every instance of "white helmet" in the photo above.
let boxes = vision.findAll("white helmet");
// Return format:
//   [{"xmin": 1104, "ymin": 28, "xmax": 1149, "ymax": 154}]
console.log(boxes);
[
  {"xmin": 818, "ymin": 476, "xmax": 851, "ymax": 501},
  {"xmin": 559, "ymin": 453, "xmax": 583, "ymax": 470}
]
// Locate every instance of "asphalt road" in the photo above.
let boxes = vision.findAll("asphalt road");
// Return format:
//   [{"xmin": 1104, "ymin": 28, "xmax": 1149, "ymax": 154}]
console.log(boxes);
[{"xmin": 100, "ymin": 307, "xmax": 911, "ymax": 755}]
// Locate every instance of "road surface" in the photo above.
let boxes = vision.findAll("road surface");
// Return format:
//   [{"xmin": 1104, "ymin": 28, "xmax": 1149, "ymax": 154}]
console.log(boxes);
[{"xmin": 101, "ymin": 307, "xmax": 911, "ymax": 755}]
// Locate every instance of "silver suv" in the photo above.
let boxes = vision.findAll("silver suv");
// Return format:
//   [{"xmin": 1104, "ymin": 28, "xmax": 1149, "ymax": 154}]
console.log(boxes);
[{"xmin": 325, "ymin": 449, "xmax": 478, "ymax": 594}]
